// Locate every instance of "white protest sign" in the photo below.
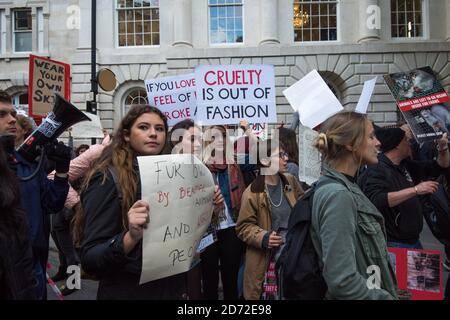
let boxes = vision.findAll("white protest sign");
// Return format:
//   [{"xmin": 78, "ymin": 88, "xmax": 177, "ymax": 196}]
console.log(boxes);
[
  {"xmin": 195, "ymin": 65, "xmax": 277, "ymax": 125},
  {"xmin": 70, "ymin": 112, "xmax": 104, "ymax": 138},
  {"xmin": 145, "ymin": 74, "xmax": 197, "ymax": 126},
  {"xmin": 283, "ymin": 70, "xmax": 343, "ymax": 130},
  {"xmin": 298, "ymin": 124, "xmax": 321, "ymax": 186},
  {"xmin": 138, "ymin": 154, "xmax": 215, "ymax": 284},
  {"xmin": 356, "ymin": 77, "xmax": 377, "ymax": 114}
]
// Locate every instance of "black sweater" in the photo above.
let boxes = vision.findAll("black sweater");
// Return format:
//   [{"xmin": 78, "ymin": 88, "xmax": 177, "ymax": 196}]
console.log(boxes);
[
  {"xmin": 80, "ymin": 170, "xmax": 186, "ymax": 300},
  {"xmin": 358, "ymin": 154, "xmax": 446, "ymax": 244}
]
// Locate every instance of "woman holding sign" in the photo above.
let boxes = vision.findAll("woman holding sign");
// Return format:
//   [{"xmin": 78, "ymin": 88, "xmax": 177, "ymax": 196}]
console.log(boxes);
[
  {"xmin": 75, "ymin": 105, "xmax": 187, "ymax": 300},
  {"xmin": 236, "ymin": 139, "xmax": 303, "ymax": 300},
  {"xmin": 201, "ymin": 125, "xmax": 249, "ymax": 300},
  {"xmin": 167, "ymin": 119, "xmax": 225, "ymax": 300}
]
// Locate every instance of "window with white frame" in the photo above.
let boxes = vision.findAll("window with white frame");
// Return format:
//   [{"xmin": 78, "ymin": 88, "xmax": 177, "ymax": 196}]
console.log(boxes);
[
  {"xmin": 12, "ymin": 92, "xmax": 29, "ymax": 115},
  {"xmin": 209, "ymin": 0, "xmax": 243, "ymax": 44},
  {"xmin": 13, "ymin": 8, "xmax": 32, "ymax": 52},
  {"xmin": 117, "ymin": 0, "xmax": 160, "ymax": 47},
  {"xmin": 293, "ymin": 0, "xmax": 338, "ymax": 42},
  {"xmin": 37, "ymin": 8, "xmax": 44, "ymax": 52},
  {"xmin": 391, "ymin": 0, "xmax": 424, "ymax": 38},
  {"xmin": 123, "ymin": 88, "xmax": 148, "ymax": 115}
]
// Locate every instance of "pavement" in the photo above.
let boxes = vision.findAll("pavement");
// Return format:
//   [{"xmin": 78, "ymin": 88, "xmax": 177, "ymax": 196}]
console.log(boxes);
[{"xmin": 46, "ymin": 219, "xmax": 449, "ymax": 300}]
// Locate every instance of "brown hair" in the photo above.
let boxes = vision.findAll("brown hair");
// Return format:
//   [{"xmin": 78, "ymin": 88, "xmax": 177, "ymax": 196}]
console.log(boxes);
[
  {"xmin": 203, "ymin": 125, "xmax": 235, "ymax": 164},
  {"xmin": 313, "ymin": 111, "xmax": 368, "ymax": 167},
  {"xmin": 0, "ymin": 91, "xmax": 11, "ymax": 104},
  {"xmin": 277, "ymin": 127, "xmax": 298, "ymax": 165},
  {"xmin": 73, "ymin": 105, "xmax": 168, "ymax": 245},
  {"xmin": 16, "ymin": 115, "xmax": 33, "ymax": 138}
]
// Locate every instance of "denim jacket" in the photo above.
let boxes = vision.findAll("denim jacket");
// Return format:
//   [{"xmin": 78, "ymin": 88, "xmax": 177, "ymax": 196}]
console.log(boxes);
[{"xmin": 310, "ymin": 166, "xmax": 398, "ymax": 300}]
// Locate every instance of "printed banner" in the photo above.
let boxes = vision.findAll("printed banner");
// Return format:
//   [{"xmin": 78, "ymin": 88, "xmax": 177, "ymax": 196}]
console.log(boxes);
[
  {"xmin": 145, "ymin": 74, "xmax": 197, "ymax": 126},
  {"xmin": 138, "ymin": 154, "xmax": 215, "ymax": 284},
  {"xmin": 195, "ymin": 65, "xmax": 277, "ymax": 125},
  {"xmin": 388, "ymin": 248, "xmax": 443, "ymax": 300},
  {"xmin": 384, "ymin": 66, "xmax": 450, "ymax": 143},
  {"xmin": 29, "ymin": 55, "xmax": 71, "ymax": 119}
]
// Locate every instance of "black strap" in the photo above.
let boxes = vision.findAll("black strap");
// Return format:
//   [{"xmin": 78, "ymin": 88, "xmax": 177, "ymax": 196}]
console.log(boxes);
[{"xmin": 107, "ymin": 166, "xmax": 123, "ymax": 203}]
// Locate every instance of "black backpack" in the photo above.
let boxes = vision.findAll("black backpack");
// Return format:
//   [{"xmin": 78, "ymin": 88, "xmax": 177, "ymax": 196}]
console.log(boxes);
[{"xmin": 275, "ymin": 180, "xmax": 331, "ymax": 300}]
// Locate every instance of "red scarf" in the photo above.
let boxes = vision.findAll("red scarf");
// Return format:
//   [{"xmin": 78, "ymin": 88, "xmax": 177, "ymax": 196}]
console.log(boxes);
[{"xmin": 208, "ymin": 160, "xmax": 246, "ymax": 220}]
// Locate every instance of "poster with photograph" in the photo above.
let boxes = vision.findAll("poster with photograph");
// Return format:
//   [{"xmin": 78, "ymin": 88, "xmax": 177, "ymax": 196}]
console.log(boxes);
[
  {"xmin": 384, "ymin": 67, "xmax": 450, "ymax": 143},
  {"xmin": 388, "ymin": 248, "xmax": 443, "ymax": 300}
]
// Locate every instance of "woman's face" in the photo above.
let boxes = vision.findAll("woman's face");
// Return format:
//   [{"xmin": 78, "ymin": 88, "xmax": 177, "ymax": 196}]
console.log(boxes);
[
  {"xmin": 266, "ymin": 147, "xmax": 288, "ymax": 174},
  {"xmin": 125, "ymin": 112, "xmax": 166, "ymax": 156},
  {"xmin": 15, "ymin": 122, "xmax": 25, "ymax": 144},
  {"xmin": 211, "ymin": 127, "xmax": 226, "ymax": 156},
  {"xmin": 357, "ymin": 120, "xmax": 381, "ymax": 166},
  {"xmin": 181, "ymin": 126, "xmax": 202, "ymax": 157}
]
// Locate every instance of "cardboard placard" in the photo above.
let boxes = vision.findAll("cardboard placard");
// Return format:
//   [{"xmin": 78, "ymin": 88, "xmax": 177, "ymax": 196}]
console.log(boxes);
[
  {"xmin": 29, "ymin": 55, "xmax": 71, "ymax": 120},
  {"xmin": 138, "ymin": 154, "xmax": 215, "ymax": 284}
]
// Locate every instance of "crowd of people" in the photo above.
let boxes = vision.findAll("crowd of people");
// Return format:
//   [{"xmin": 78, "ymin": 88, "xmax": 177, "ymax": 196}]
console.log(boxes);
[{"xmin": 0, "ymin": 89, "xmax": 449, "ymax": 300}]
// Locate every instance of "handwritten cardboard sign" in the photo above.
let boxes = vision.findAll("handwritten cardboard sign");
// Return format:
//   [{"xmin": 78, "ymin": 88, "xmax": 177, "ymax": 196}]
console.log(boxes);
[
  {"xmin": 195, "ymin": 65, "xmax": 277, "ymax": 125},
  {"xmin": 145, "ymin": 74, "xmax": 197, "ymax": 126},
  {"xmin": 29, "ymin": 55, "xmax": 71, "ymax": 119},
  {"xmin": 283, "ymin": 70, "xmax": 343, "ymax": 130},
  {"xmin": 138, "ymin": 154, "xmax": 215, "ymax": 284}
]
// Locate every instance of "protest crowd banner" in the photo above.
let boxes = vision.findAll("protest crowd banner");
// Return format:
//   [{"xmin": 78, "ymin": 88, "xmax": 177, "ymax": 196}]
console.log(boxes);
[
  {"xmin": 384, "ymin": 66, "xmax": 450, "ymax": 143},
  {"xmin": 137, "ymin": 154, "xmax": 215, "ymax": 284},
  {"xmin": 195, "ymin": 65, "xmax": 277, "ymax": 125},
  {"xmin": 29, "ymin": 55, "xmax": 71, "ymax": 121},
  {"xmin": 145, "ymin": 74, "xmax": 197, "ymax": 126}
]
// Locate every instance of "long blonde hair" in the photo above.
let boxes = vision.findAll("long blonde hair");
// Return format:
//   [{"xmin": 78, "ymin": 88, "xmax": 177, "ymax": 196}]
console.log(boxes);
[
  {"xmin": 313, "ymin": 111, "xmax": 368, "ymax": 168},
  {"xmin": 73, "ymin": 105, "xmax": 168, "ymax": 245}
]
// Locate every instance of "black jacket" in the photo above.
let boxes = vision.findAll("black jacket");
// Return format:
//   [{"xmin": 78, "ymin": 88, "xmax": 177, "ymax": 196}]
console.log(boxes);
[
  {"xmin": 358, "ymin": 154, "xmax": 446, "ymax": 244},
  {"xmin": 80, "ymin": 170, "xmax": 186, "ymax": 300},
  {"xmin": 0, "ymin": 229, "xmax": 37, "ymax": 300}
]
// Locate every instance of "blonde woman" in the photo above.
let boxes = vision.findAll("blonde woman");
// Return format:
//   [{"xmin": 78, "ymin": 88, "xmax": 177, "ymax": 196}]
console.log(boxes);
[{"xmin": 311, "ymin": 111, "xmax": 398, "ymax": 300}]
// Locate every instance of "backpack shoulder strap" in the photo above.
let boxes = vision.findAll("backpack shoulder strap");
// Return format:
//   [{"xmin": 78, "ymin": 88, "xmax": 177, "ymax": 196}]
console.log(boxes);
[{"xmin": 107, "ymin": 165, "xmax": 123, "ymax": 203}]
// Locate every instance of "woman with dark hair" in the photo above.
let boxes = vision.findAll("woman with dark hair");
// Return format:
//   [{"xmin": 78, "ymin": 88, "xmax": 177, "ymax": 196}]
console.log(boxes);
[
  {"xmin": 278, "ymin": 127, "xmax": 300, "ymax": 182},
  {"xmin": 236, "ymin": 139, "xmax": 303, "ymax": 300},
  {"xmin": 200, "ymin": 125, "xmax": 247, "ymax": 300},
  {"xmin": 167, "ymin": 119, "xmax": 225, "ymax": 299},
  {"xmin": 0, "ymin": 138, "xmax": 37, "ymax": 299},
  {"xmin": 74, "ymin": 105, "xmax": 186, "ymax": 299}
]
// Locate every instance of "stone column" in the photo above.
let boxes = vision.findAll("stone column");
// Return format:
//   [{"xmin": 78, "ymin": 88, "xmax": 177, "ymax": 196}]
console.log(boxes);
[
  {"xmin": 172, "ymin": 0, "xmax": 193, "ymax": 47},
  {"xmin": 259, "ymin": 0, "xmax": 279, "ymax": 46},
  {"xmin": 358, "ymin": 0, "xmax": 380, "ymax": 43},
  {"xmin": 446, "ymin": 0, "xmax": 450, "ymax": 41}
]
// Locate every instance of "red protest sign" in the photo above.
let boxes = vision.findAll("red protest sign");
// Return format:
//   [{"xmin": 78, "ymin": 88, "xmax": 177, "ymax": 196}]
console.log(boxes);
[
  {"xmin": 388, "ymin": 248, "xmax": 443, "ymax": 300},
  {"xmin": 28, "ymin": 55, "xmax": 71, "ymax": 123}
]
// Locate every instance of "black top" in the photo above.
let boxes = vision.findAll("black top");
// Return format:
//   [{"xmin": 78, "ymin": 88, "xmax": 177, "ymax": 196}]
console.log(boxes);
[
  {"xmin": 80, "ymin": 170, "xmax": 186, "ymax": 300},
  {"xmin": 358, "ymin": 154, "xmax": 446, "ymax": 244}
]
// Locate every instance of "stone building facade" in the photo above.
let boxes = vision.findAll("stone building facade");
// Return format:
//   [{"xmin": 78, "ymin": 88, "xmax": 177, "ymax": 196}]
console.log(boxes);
[{"xmin": 0, "ymin": 0, "xmax": 449, "ymax": 130}]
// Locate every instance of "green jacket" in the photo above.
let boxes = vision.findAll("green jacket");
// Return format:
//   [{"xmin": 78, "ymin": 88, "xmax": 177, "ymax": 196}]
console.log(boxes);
[{"xmin": 310, "ymin": 166, "xmax": 398, "ymax": 300}]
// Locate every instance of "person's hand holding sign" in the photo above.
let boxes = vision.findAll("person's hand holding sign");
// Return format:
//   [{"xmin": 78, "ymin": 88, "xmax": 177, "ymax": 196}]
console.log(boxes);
[{"xmin": 124, "ymin": 200, "xmax": 150, "ymax": 254}]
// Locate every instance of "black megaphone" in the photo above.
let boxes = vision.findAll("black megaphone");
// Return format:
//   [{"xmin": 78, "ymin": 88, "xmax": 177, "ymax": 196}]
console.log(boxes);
[{"xmin": 17, "ymin": 94, "xmax": 91, "ymax": 162}]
